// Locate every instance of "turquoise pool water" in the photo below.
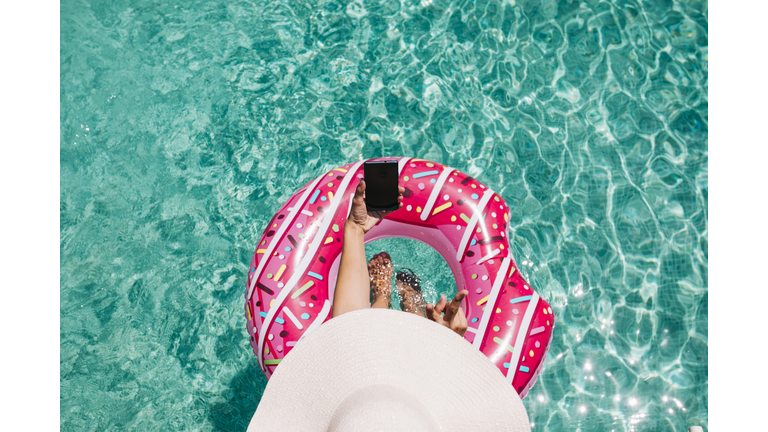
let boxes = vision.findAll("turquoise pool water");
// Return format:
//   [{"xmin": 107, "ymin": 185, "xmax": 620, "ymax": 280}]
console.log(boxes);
[{"xmin": 60, "ymin": 0, "xmax": 707, "ymax": 430}]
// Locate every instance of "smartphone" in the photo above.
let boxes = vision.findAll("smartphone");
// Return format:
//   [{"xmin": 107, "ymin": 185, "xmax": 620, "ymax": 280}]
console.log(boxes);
[{"xmin": 363, "ymin": 160, "xmax": 400, "ymax": 211}]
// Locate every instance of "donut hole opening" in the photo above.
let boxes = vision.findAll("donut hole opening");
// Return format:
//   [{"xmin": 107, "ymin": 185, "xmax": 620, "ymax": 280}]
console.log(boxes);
[{"xmin": 365, "ymin": 237, "xmax": 458, "ymax": 310}]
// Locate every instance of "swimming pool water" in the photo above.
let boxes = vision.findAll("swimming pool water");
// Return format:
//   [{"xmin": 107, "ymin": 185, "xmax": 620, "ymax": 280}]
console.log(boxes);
[{"xmin": 61, "ymin": 0, "xmax": 707, "ymax": 430}]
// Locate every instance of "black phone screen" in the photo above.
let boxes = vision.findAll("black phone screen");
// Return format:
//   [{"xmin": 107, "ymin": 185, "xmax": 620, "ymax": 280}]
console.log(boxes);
[{"xmin": 363, "ymin": 160, "xmax": 399, "ymax": 211}]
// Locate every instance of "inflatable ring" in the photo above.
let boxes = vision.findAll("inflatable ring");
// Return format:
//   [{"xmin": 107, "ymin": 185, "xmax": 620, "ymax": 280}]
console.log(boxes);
[{"xmin": 245, "ymin": 157, "xmax": 554, "ymax": 397}]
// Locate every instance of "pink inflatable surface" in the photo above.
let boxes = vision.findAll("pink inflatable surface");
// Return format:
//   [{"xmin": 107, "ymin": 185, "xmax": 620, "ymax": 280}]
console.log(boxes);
[{"xmin": 245, "ymin": 157, "xmax": 554, "ymax": 398}]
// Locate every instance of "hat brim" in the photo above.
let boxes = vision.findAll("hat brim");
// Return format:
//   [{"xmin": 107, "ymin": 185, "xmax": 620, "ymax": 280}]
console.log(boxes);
[{"xmin": 248, "ymin": 308, "xmax": 531, "ymax": 432}]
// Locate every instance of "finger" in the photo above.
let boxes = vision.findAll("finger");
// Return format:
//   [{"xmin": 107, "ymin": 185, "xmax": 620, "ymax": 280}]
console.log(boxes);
[
  {"xmin": 443, "ymin": 290, "xmax": 468, "ymax": 323},
  {"xmin": 425, "ymin": 304, "xmax": 441, "ymax": 323},
  {"xmin": 455, "ymin": 308, "xmax": 468, "ymax": 337},
  {"xmin": 456, "ymin": 306, "xmax": 467, "ymax": 330},
  {"xmin": 435, "ymin": 295, "xmax": 447, "ymax": 315}
]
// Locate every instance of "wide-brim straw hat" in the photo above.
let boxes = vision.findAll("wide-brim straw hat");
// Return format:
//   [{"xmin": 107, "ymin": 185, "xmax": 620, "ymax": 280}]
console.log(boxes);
[{"xmin": 248, "ymin": 308, "xmax": 531, "ymax": 432}]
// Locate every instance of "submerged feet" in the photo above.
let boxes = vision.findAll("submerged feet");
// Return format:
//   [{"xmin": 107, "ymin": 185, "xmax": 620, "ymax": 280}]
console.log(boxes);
[
  {"xmin": 368, "ymin": 252, "xmax": 393, "ymax": 308},
  {"xmin": 396, "ymin": 268, "xmax": 426, "ymax": 317},
  {"xmin": 368, "ymin": 252, "xmax": 426, "ymax": 316}
]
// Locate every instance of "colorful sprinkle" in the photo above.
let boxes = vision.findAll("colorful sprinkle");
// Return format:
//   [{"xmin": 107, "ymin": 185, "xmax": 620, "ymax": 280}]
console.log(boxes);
[
  {"xmin": 471, "ymin": 193, "xmax": 479, "ymax": 199},
  {"xmin": 300, "ymin": 301, "xmax": 306, "ymax": 307},
  {"xmin": 407, "ymin": 205, "xmax": 412, "ymax": 211},
  {"xmin": 307, "ymin": 271, "xmax": 323, "ymax": 280},
  {"xmin": 426, "ymin": 163, "xmax": 434, "ymax": 167},
  {"xmin": 470, "ymin": 239, "xmax": 477, "ymax": 246},
  {"xmin": 476, "ymin": 295, "xmax": 489, "ymax": 305},
  {"xmin": 416, "ymin": 206, "xmax": 422, "ymax": 213},
  {"xmin": 324, "ymin": 237, "xmax": 334, "ymax": 244},
  {"xmin": 543, "ymin": 308, "xmax": 548, "ymax": 315},
  {"xmin": 275, "ymin": 317, "xmax": 285, "ymax": 324},
  {"xmin": 430, "ymin": 178, "xmax": 436, "ymax": 183},
  {"xmin": 332, "ymin": 224, "xmax": 339, "ymax": 232},
  {"xmin": 404, "ymin": 176, "xmax": 409, "ymax": 181},
  {"xmin": 328, "ymin": 191, "xmax": 334, "ymax": 201},
  {"xmin": 300, "ymin": 313, "xmax": 310, "ymax": 320},
  {"xmin": 529, "ymin": 326, "xmax": 545, "ymax": 336},
  {"xmin": 535, "ymin": 341, "xmax": 541, "ymax": 348},
  {"xmin": 274, "ymin": 264, "xmax": 287, "ymax": 281},
  {"xmin": 266, "ymin": 273, "xmax": 272, "ymax": 279},
  {"xmin": 493, "ymin": 326, "xmax": 500, "ymax": 331},
  {"xmin": 310, "ymin": 189, "xmax": 320, "ymax": 204},
  {"xmin": 494, "ymin": 196, "xmax": 500, "ymax": 202},
  {"xmin": 519, "ymin": 365, "xmax": 530, "ymax": 373},
  {"xmin": 506, "ymin": 320, "xmax": 513, "ymax": 326},
  {"xmin": 301, "ymin": 209, "xmax": 313, "ymax": 217},
  {"xmin": 476, "ymin": 288, "xmax": 483, "ymax": 294},
  {"xmin": 512, "ymin": 308, "xmax": 520, "ymax": 315},
  {"xmin": 334, "ymin": 168, "xmax": 348, "ymax": 173},
  {"xmin": 529, "ymin": 349, "xmax": 535, "ymax": 357},
  {"xmin": 493, "ymin": 337, "xmax": 515, "ymax": 353},
  {"xmin": 471, "ymin": 184, "xmax": 477, "ymax": 188},
  {"xmin": 285, "ymin": 246, "xmax": 292, "ymax": 252},
  {"xmin": 481, "ymin": 275, "xmax": 488, "ymax": 281},
  {"xmin": 418, "ymin": 183, "xmax": 425, "ymax": 190},
  {"xmin": 471, "ymin": 317, "xmax": 478, "ymax": 323},
  {"xmin": 496, "ymin": 308, "xmax": 501, "ymax": 313},
  {"xmin": 471, "ymin": 274, "xmax": 478, "ymax": 280},
  {"xmin": 493, "ymin": 223, "xmax": 498, "ymax": 229},
  {"xmin": 413, "ymin": 170, "xmax": 439, "ymax": 178},
  {"xmin": 291, "ymin": 281, "xmax": 314, "ymax": 299},
  {"xmin": 451, "ymin": 215, "xmax": 457, "ymax": 222},
  {"xmin": 277, "ymin": 282, "xmax": 284, "ymax": 288},
  {"xmin": 510, "ymin": 295, "xmax": 533, "ymax": 304},
  {"xmin": 321, "ymin": 196, "xmax": 327, "ymax": 201},
  {"xmin": 256, "ymin": 282, "xmax": 273, "ymax": 294},
  {"xmin": 256, "ymin": 249, "xmax": 266, "ymax": 254},
  {"xmin": 548, "ymin": 307, "xmax": 553, "ymax": 314},
  {"xmin": 503, "ymin": 362, "xmax": 511, "ymax": 368},
  {"xmin": 264, "ymin": 359, "xmax": 282, "ymax": 365},
  {"xmin": 443, "ymin": 194, "xmax": 450, "ymax": 200},
  {"xmin": 432, "ymin": 202, "xmax": 452, "ymax": 215}
]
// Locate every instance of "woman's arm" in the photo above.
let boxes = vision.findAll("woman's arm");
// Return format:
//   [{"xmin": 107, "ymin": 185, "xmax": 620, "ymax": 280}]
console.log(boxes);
[{"xmin": 332, "ymin": 179, "xmax": 403, "ymax": 318}]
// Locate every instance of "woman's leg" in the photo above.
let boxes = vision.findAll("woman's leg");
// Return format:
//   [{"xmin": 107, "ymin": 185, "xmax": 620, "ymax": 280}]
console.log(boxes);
[
  {"xmin": 369, "ymin": 252, "xmax": 393, "ymax": 309},
  {"xmin": 396, "ymin": 268, "xmax": 426, "ymax": 317}
]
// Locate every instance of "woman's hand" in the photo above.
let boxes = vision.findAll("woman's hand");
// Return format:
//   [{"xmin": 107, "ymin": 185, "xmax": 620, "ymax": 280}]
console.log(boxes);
[
  {"xmin": 347, "ymin": 179, "xmax": 405, "ymax": 234},
  {"xmin": 426, "ymin": 290, "xmax": 469, "ymax": 337}
]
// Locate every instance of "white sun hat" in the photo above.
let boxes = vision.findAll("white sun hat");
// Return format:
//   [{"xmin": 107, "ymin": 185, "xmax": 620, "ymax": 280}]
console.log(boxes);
[{"xmin": 248, "ymin": 308, "xmax": 531, "ymax": 432}]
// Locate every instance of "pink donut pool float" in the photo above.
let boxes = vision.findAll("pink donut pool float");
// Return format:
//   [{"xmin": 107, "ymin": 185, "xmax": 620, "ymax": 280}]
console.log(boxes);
[{"xmin": 245, "ymin": 157, "xmax": 554, "ymax": 398}]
